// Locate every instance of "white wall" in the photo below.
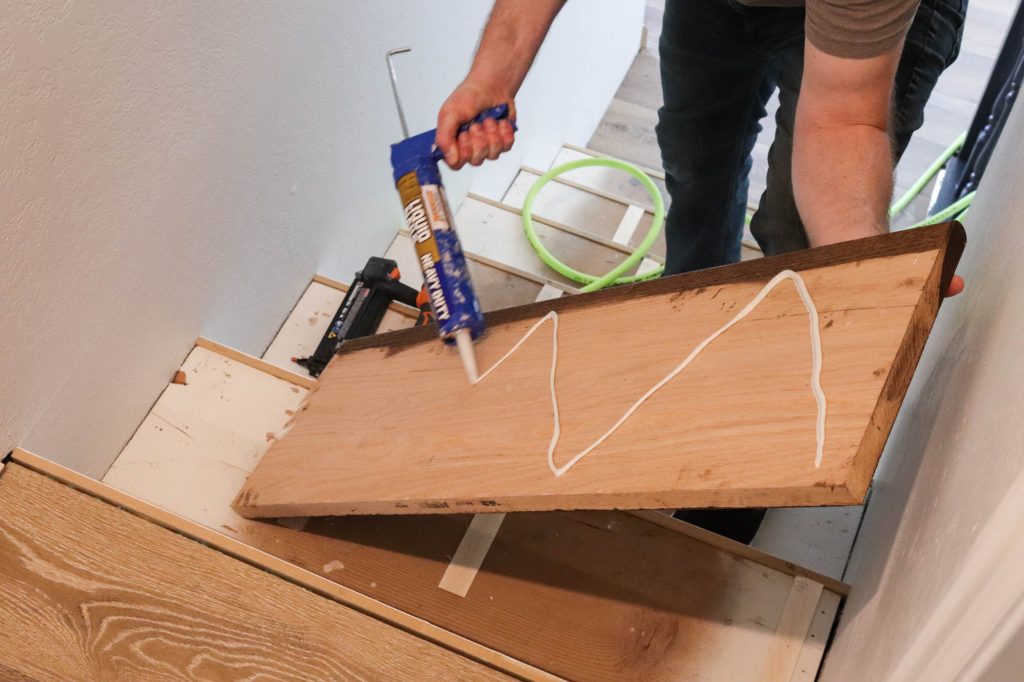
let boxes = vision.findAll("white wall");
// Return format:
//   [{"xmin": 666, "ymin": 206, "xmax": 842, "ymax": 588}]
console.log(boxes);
[
  {"xmin": 1, "ymin": 1, "xmax": 643, "ymax": 476},
  {"xmin": 820, "ymin": 100, "xmax": 1024, "ymax": 680}
]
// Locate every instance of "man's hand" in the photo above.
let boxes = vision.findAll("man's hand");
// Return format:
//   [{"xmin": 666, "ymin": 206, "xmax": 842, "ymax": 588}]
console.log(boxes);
[
  {"xmin": 435, "ymin": 0, "xmax": 566, "ymax": 170},
  {"xmin": 436, "ymin": 81, "xmax": 516, "ymax": 170},
  {"xmin": 946, "ymin": 275, "xmax": 964, "ymax": 297}
]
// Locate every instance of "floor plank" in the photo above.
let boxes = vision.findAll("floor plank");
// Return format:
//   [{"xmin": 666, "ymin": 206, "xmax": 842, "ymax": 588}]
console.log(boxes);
[{"xmin": 0, "ymin": 463, "xmax": 506, "ymax": 681}]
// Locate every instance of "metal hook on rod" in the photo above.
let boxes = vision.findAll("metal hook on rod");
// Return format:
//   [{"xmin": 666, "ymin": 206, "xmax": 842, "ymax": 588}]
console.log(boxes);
[{"xmin": 385, "ymin": 47, "xmax": 412, "ymax": 139}]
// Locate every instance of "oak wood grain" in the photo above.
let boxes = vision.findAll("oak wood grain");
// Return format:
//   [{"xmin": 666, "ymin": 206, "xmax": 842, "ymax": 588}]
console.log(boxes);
[
  {"xmin": 235, "ymin": 224, "xmax": 964, "ymax": 518},
  {"xmin": 20, "ymin": 448, "xmax": 842, "ymax": 681},
  {"xmin": 0, "ymin": 464, "xmax": 508, "ymax": 682}
]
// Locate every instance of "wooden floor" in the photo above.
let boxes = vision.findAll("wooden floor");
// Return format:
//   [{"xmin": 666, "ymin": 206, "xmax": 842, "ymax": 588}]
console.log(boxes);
[
  {"xmin": 591, "ymin": 0, "xmax": 1014, "ymax": 226},
  {"xmin": 0, "ymin": 462, "xmax": 506, "ymax": 681}
]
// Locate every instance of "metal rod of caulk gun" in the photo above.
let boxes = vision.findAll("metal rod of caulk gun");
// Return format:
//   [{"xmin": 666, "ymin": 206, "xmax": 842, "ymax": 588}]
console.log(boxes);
[{"xmin": 386, "ymin": 48, "xmax": 411, "ymax": 140}]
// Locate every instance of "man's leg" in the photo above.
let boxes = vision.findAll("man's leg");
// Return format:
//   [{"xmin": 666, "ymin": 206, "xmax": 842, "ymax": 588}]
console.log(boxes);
[
  {"xmin": 660, "ymin": 1, "xmax": 807, "ymax": 543},
  {"xmin": 748, "ymin": 40, "xmax": 807, "ymax": 255},
  {"xmin": 657, "ymin": 0, "xmax": 775, "ymax": 275},
  {"xmin": 659, "ymin": 0, "xmax": 803, "ymax": 543},
  {"xmin": 891, "ymin": 0, "xmax": 968, "ymax": 159}
]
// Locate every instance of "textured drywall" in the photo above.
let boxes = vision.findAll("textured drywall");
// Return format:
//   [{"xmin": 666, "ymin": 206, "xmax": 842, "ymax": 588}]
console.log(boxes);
[
  {"xmin": 1, "ymin": 1, "xmax": 643, "ymax": 476},
  {"xmin": 820, "ymin": 97, "xmax": 1024, "ymax": 678}
]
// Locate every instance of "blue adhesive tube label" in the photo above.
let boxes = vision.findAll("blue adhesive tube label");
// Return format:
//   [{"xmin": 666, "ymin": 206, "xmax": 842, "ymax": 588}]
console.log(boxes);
[{"xmin": 396, "ymin": 168, "xmax": 485, "ymax": 341}]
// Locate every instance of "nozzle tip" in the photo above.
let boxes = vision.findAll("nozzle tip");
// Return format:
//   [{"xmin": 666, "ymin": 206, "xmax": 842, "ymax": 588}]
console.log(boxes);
[{"xmin": 454, "ymin": 329, "xmax": 479, "ymax": 384}]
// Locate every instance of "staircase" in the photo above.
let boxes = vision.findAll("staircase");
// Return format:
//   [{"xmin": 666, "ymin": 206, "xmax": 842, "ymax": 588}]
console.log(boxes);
[{"xmin": 7, "ymin": 143, "xmax": 855, "ymax": 681}]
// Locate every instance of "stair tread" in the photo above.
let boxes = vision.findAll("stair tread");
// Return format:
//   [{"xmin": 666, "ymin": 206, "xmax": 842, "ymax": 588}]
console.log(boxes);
[
  {"xmin": 102, "ymin": 345, "xmax": 306, "ymax": 535},
  {"xmin": 384, "ymin": 232, "xmax": 568, "ymax": 312},
  {"xmin": 551, "ymin": 146, "xmax": 669, "ymax": 208},
  {"xmin": 503, "ymin": 169, "xmax": 668, "ymax": 259},
  {"xmin": 455, "ymin": 197, "xmax": 644, "ymax": 287}
]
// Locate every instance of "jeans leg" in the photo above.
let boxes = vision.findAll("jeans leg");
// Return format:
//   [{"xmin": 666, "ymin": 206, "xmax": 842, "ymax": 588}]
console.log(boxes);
[
  {"xmin": 891, "ymin": 0, "xmax": 968, "ymax": 160},
  {"xmin": 657, "ymin": 0, "xmax": 771, "ymax": 275},
  {"xmin": 749, "ymin": 43, "xmax": 809, "ymax": 256}
]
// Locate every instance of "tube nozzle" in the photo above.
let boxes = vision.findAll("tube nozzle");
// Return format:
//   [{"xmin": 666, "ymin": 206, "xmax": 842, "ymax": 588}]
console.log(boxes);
[{"xmin": 454, "ymin": 328, "xmax": 479, "ymax": 384}]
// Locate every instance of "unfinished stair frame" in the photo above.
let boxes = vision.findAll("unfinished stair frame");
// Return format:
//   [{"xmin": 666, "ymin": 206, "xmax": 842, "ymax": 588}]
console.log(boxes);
[{"xmin": 93, "ymin": 270, "xmax": 846, "ymax": 681}]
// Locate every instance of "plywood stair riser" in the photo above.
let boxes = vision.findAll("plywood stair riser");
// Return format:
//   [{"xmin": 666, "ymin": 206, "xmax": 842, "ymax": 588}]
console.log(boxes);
[{"xmin": 95, "ymin": 275, "xmax": 844, "ymax": 681}]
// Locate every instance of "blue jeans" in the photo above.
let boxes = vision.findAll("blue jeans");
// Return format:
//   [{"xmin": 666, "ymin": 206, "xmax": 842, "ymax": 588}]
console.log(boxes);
[{"xmin": 656, "ymin": 0, "xmax": 968, "ymax": 275}]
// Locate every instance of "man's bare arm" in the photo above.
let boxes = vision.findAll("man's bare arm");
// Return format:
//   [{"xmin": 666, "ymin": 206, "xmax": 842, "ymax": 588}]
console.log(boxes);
[
  {"xmin": 792, "ymin": 39, "xmax": 901, "ymax": 246},
  {"xmin": 437, "ymin": 0, "xmax": 567, "ymax": 169}
]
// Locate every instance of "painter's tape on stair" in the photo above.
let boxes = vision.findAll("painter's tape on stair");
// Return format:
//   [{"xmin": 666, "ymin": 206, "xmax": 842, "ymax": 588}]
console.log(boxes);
[
  {"xmin": 535, "ymin": 284, "xmax": 565, "ymax": 302},
  {"xmin": 611, "ymin": 205, "xmax": 646, "ymax": 245},
  {"xmin": 438, "ymin": 513, "xmax": 506, "ymax": 597}
]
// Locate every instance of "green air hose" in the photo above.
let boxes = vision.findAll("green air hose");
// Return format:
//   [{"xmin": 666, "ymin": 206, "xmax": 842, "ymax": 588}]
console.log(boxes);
[
  {"xmin": 521, "ymin": 157, "xmax": 665, "ymax": 292},
  {"xmin": 890, "ymin": 132, "xmax": 967, "ymax": 218},
  {"xmin": 522, "ymin": 136, "xmax": 972, "ymax": 292}
]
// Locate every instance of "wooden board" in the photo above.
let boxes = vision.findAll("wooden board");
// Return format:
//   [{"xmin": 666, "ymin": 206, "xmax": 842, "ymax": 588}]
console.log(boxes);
[
  {"xmin": 0, "ymin": 462, "xmax": 507, "ymax": 681},
  {"xmin": 235, "ymin": 224, "xmax": 964, "ymax": 518}
]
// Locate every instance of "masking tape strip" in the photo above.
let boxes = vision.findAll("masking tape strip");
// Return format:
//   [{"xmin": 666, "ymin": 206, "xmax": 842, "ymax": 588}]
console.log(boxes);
[{"xmin": 438, "ymin": 513, "xmax": 507, "ymax": 597}]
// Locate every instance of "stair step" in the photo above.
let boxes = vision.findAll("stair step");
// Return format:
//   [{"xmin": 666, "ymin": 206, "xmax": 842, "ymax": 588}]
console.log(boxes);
[
  {"xmin": 384, "ymin": 231, "xmax": 576, "ymax": 311},
  {"xmin": 454, "ymin": 195, "xmax": 656, "ymax": 288},
  {"xmin": 503, "ymin": 168, "xmax": 668, "ymax": 259},
  {"xmin": 550, "ymin": 145, "xmax": 763, "ymax": 259},
  {"xmin": 102, "ymin": 343, "xmax": 308, "ymax": 535},
  {"xmin": 551, "ymin": 144, "xmax": 667, "ymax": 209},
  {"xmin": 262, "ymin": 279, "xmax": 418, "ymax": 376},
  {"xmin": 97, "ymin": 335, "xmax": 842, "ymax": 682}
]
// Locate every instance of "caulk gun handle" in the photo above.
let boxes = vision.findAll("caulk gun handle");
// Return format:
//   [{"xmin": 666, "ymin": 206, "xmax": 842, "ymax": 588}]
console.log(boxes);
[{"xmin": 455, "ymin": 103, "xmax": 517, "ymax": 135}]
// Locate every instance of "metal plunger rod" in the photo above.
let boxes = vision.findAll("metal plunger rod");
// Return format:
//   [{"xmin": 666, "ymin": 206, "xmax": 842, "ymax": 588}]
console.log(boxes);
[{"xmin": 385, "ymin": 47, "xmax": 412, "ymax": 139}]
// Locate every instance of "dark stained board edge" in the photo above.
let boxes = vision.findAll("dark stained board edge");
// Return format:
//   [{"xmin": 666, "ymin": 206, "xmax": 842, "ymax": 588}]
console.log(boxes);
[
  {"xmin": 235, "ymin": 480, "xmax": 862, "ymax": 520},
  {"xmin": 337, "ymin": 222, "xmax": 965, "ymax": 357},
  {"xmin": 846, "ymin": 222, "xmax": 966, "ymax": 498}
]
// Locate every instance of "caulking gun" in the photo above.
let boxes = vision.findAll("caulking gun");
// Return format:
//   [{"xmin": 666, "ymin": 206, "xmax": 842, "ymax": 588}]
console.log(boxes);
[{"xmin": 386, "ymin": 47, "xmax": 515, "ymax": 383}]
